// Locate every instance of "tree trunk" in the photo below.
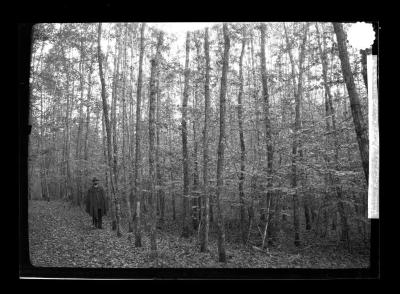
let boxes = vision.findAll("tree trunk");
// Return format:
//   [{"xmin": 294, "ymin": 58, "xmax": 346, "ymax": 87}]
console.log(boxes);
[
  {"xmin": 191, "ymin": 40, "xmax": 201, "ymax": 230},
  {"xmin": 134, "ymin": 23, "xmax": 146, "ymax": 247},
  {"xmin": 215, "ymin": 23, "xmax": 230, "ymax": 262},
  {"xmin": 168, "ymin": 115, "xmax": 176, "ymax": 221},
  {"xmin": 260, "ymin": 23, "xmax": 275, "ymax": 248},
  {"xmin": 111, "ymin": 42, "xmax": 122, "ymax": 235},
  {"xmin": 249, "ymin": 29, "xmax": 261, "ymax": 226},
  {"xmin": 129, "ymin": 25, "xmax": 136, "ymax": 172},
  {"xmin": 304, "ymin": 196, "xmax": 311, "ymax": 230},
  {"xmin": 98, "ymin": 22, "xmax": 122, "ymax": 237},
  {"xmin": 84, "ymin": 52, "xmax": 94, "ymax": 196},
  {"xmin": 200, "ymin": 27, "xmax": 210, "ymax": 252},
  {"xmin": 156, "ymin": 71, "xmax": 165, "ymax": 225},
  {"xmin": 332, "ymin": 22, "xmax": 369, "ymax": 183},
  {"xmin": 121, "ymin": 24, "xmax": 134, "ymax": 233},
  {"xmin": 102, "ymin": 114, "xmax": 116, "ymax": 230},
  {"xmin": 60, "ymin": 36, "xmax": 72, "ymax": 203},
  {"xmin": 237, "ymin": 26, "xmax": 247, "ymax": 244},
  {"xmin": 111, "ymin": 28, "xmax": 121, "ymax": 193},
  {"xmin": 75, "ymin": 38, "xmax": 86, "ymax": 206},
  {"xmin": 316, "ymin": 23, "xmax": 350, "ymax": 244},
  {"xmin": 181, "ymin": 31, "xmax": 192, "ymax": 238},
  {"xmin": 148, "ymin": 31, "xmax": 164, "ymax": 256},
  {"xmin": 284, "ymin": 22, "xmax": 309, "ymax": 247}
]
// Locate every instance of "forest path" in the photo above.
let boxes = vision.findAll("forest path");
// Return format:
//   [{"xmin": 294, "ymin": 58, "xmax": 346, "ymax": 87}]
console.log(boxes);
[{"xmin": 28, "ymin": 200, "xmax": 369, "ymax": 268}]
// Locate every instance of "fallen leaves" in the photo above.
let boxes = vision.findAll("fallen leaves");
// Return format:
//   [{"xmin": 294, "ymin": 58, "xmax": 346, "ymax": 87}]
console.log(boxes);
[{"xmin": 28, "ymin": 200, "xmax": 369, "ymax": 268}]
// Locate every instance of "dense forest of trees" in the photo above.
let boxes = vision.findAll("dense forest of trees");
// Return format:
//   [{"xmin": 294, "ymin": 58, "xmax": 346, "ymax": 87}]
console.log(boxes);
[{"xmin": 29, "ymin": 22, "xmax": 370, "ymax": 261}]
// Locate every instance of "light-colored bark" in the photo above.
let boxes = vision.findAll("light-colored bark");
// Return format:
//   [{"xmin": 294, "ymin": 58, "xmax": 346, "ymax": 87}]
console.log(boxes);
[
  {"xmin": 98, "ymin": 22, "xmax": 122, "ymax": 237},
  {"xmin": 316, "ymin": 23, "xmax": 350, "ymax": 244},
  {"xmin": 181, "ymin": 31, "xmax": 192, "ymax": 238},
  {"xmin": 237, "ymin": 26, "xmax": 247, "ymax": 244},
  {"xmin": 121, "ymin": 23, "xmax": 134, "ymax": 233},
  {"xmin": 260, "ymin": 22, "xmax": 274, "ymax": 248},
  {"xmin": 200, "ymin": 27, "xmax": 210, "ymax": 252},
  {"xmin": 148, "ymin": 31, "xmax": 164, "ymax": 255},
  {"xmin": 134, "ymin": 23, "xmax": 146, "ymax": 247},
  {"xmin": 284, "ymin": 22, "xmax": 309, "ymax": 247},
  {"xmin": 215, "ymin": 23, "xmax": 230, "ymax": 262}
]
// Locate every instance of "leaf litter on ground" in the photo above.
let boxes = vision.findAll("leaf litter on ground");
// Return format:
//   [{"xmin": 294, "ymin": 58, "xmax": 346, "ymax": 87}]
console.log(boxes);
[{"xmin": 28, "ymin": 200, "xmax": 369, "ymax": 268}]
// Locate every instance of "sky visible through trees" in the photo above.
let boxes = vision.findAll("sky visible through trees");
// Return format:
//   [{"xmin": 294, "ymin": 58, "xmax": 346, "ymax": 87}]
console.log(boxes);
[{"xmin": 27, "ymin": 22, "xmax": 372, "ymax": 268}]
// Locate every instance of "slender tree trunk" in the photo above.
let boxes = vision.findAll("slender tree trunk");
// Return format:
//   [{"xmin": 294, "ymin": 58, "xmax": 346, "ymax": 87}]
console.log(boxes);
[
  {"xmin": 260, "ymin": 23, "xmax": 274, "ymax": 248},
  {"xmin": 98, "ymin": 22, "xmax": 122, "ymax": 237},
  {"xmin": 237, "ymin": 26, "xmax": 247, "ymax": 244},
  {"xmin": 134, "ymin": 23, "xmax": 146, "ymax": 247},
  {"xmin": 129, "ymin": 25, "xmax": 136, "ymax": 174},
  {"xmin": 121, "ymin": 24, "xmax": 134, "ymax": 233},
  {"xmin": 303, "ymin": 43, "xmax": 313, "ymax": 231},
  {"xmin": 192, "ymin": 112, "xmax": 200, "ymax": 229},
  {"xmin": 102, "ymin": 114, "xmax": 115, "ymax": 228},
  {"xmin": 181, "ymin": 31, "xmax": 192, "ymax": 238},
  {"xmin": 106, "ymin": 38, "xmax": 118, "ymax": 231},
  {"xmin": 332, "ymin": 22, "xmax": 369, "ymax": 183},
  {"xmin": 75, "ymin": 38, "xmax": 86, "ymax": 206},
  {"xmin": 84, "ymin": 53, "xmax": 94, "ymax": 193},
  {"xmin": 148, "ymin": 31, "xmax": 164, "ymax": 256},
  {"xmin": 192, "ymin": 50, "xmax": 200, "ymax": 230},
  {"xmin": 66, "ymin": 78, "xmax": 74, "ymax": 202},
  {"xmin": 316, "ymin": 23, "xmax": 350, "ymax": 244},
  {"xmin": 167, "ymin": 114, "xmax": 176, "ymax": 221},
  {"xmin": 167, "ymin": 105, "xmax": 176, "ymax": 220},
  {"xmin": 66, "ymin": 76, "xmax": 72, "ymax": 203},
  {"xmin": 215, "ymin": 23, "xmax": 230, "ymax": 262},
  {"xmin": 284, "ymin": 22, "xmax": 309, "ymax": 247},
  {"xmin": 156, "ymin": 73, "xmax": 165, "ymax": 225},
  {"xmin": 200, "ymin": 27, "xmax": 211, "ymax": 252},
  {"xmin": 248, "ymin": 30, "xmax": 258, "ymax": 233},
  {"xmin": 111, "ymin": 28, "xmax": 121, "ymax": 194},
  {"xmin": 209, "ymin": 195, "xmax": 214, "ymax": 223},
  {"xmin": 304, "ymin": 195, "xmax": 311, "ymax": 230},
  {"xmin": 60, "ymin": 37, "xmax": 72, "ymax": 202}
]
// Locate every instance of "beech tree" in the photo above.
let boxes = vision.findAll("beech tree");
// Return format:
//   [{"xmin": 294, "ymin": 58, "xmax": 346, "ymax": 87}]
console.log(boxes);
[
  {"xmin": 215, "ymin": 23, "xmax": 230, "ymax": 262},
  {"xmin": 200, "ymin": 27, "xmax": 211, "ymax": 252},
  {"xmin": 237, "ymin": 26, "xmax": 247, "ymax": 244},
  {"xmin": 332, "ymin": 22, "xmax": 369, "ymax": 183},
  {"xmin": 181, "ymin": 31, "xmax": 192, "ymax": 238},
  {"xmin": 98, "ymin": 22, "xmax": 122, "ymax": 237},
  {"xmin": 259, "ymin": 22, "xmax": 274, "ymax": 248},
  {"xmin": 148, "ymin": 30, "xmax": 164, "ymax": 255},
  {"xmin": 316, "ymin": 23, "xmax": 350, "ymax": 244},
  {"xmin": 284, "ymin": 22, "xmax": 309, "ymax": 246},
  {"xmin": 134, "ymin": 23, "xmax": 145, "ymax": 247}
]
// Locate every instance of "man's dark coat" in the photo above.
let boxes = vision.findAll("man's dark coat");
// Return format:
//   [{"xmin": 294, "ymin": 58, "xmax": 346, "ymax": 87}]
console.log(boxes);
[{"xmin": 85, "ymin": 186, "xmax": 108, "ymax": 219}]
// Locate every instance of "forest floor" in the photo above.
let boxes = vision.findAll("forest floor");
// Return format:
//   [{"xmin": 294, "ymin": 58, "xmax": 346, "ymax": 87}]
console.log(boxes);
[{"xmin": 28, "ymin": 200, "xmax": 369, "ymax": 268}]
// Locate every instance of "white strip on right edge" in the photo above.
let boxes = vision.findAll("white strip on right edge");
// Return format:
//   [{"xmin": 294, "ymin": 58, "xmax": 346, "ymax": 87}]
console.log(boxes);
[{"xmin": 367, "ymin": 54, "xmax": 379, "ymax": 219}]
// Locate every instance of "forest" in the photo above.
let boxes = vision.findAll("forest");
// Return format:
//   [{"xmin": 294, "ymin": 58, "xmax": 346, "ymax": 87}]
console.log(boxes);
[{"xmin": 28, "ymin": 22, "xmax": 371, "ymax": 268}]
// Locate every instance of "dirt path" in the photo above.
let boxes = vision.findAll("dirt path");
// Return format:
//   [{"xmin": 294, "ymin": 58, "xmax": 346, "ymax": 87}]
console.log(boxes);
[{"xmin": 28, "ymin": 200, "xmax": 369, "ymax": 268}]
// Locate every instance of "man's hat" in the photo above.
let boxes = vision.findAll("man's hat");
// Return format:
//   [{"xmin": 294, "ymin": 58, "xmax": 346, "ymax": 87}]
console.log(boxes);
[{"xmin": 92, "ymin": 177, "xmax": 99, "ymax": 183}]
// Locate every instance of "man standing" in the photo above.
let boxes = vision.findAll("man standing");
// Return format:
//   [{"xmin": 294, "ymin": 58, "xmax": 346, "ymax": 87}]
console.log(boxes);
[{"xmin": 85, "ymin": 177, "xmax": 108, "ymax": 229}]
